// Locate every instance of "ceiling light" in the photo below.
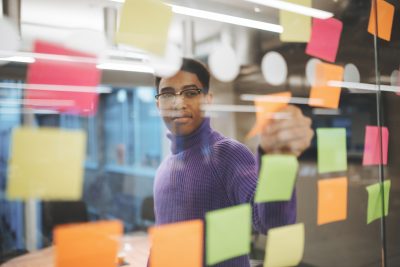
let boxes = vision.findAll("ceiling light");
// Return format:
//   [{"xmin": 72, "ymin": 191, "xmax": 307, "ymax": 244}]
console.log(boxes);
[
  {"xmin": 245, "ymin": 0, "xmax": 334, "ymax": 19},
  {"xmin": 169, "ymin": 4, "xmax": 283, "ymax": 33},
  {"xmin": 0, "ymin": 56, "xmax": 36, "ymax": 63}
]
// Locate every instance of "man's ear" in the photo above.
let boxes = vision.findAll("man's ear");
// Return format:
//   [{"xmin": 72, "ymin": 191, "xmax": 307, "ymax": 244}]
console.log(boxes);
[{"xmin": 205, "ymin": 92, "xmax": 213, "ymax": 104}]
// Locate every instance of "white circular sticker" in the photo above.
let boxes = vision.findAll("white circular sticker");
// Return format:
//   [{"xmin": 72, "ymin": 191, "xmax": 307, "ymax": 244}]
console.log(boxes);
[
  {"xmin": 64, "ymin": 30, "xmax": 108, "ymax": 56},
  {"xmin": 305, "ymin": 58, "xmax": 322, "ymax": 86},
  {"xmin": 344, "ymin": 63, "xmax": 360, "ymax": 84},
  {"xmin": 261, "ymin": 52, "xmax": 287, "ymax": 86},
  {"xmin": 208, "ymin": 43, "xmax": 240, "ymax": 82},
  {"xmin": 391, "ymin": 70, "xmax": 399, "ymax": 86},
  {"xmin": 148, "ymin": 43, "xmax": 183, "ymax": 78}
]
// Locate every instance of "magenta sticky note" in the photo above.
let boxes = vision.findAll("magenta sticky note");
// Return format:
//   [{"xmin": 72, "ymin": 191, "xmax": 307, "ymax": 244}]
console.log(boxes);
[
  {"xmin": 306, "ymin": 18, "xmax": 343, "ymax": 63},
  {"xmin": 26, "ymin": 40, "xmax": 101, "ymax": 116},
  {"xmin": 363, "ymin": 126, "xmax": 389, "ymax": 166}
]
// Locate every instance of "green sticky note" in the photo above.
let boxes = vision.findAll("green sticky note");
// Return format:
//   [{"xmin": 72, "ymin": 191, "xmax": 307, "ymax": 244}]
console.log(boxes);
[
  {"xmin": 317, "ymin": 128, "xmax": 347, "ymax": 173},
  {"xmin": 280, "ymin": 0, "xmax": 312, "ymax": 42},
  {"xmin": 255, "ymin": 155, "xmax": 298, "ymax": 203},
  {"xmin": 264, "ymin": 223, "xmax": 305, "ymax": 267},
  {"xmin": 116, "ymin": 0, "xmax": 173, "ymax": 56},
  {"xmin": 206, "ymin": 204, "xmax": 251, "ymax": 265},
  {"xmin": 366, "ymin": 180, "xmax": 391, "ymax": 224}
]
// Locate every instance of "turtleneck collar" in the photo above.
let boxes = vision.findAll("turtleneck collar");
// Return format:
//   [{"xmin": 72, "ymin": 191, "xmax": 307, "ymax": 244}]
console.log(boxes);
[{"xmin": 167, "ymin": 118, "xmax": 212, "ymax": 154}]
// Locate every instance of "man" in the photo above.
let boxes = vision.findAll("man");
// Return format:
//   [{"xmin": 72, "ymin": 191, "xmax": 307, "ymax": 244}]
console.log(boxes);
[{"xmin": 153, "ymin": 58, "xmax": 313, "ymax": 266}]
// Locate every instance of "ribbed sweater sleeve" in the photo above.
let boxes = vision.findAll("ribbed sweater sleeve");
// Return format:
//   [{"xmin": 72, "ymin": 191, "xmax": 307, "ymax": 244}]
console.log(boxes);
[{"xmin": 212, "ymin": 139, "xmax": 296, "ymax": 235}]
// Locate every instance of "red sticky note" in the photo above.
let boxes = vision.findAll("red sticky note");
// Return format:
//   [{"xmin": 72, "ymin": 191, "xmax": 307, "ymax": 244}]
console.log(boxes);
[
  {"xmin": 306, "ymin": 18, "xmax": 343, "ymax": 63},
  {"xmin": 25, "ymin": 40, "xmax": 101, "ymax": 116},
  {"xmin": 149, "ymin": 220, "xmax": 203, "ymax": 267},
  {"xmin": 368, "ymin": 0, "xmax": 395, "ymax": 41},
  {"xmin": 309, "ymin": 62, "xmax": 344, "ymax": 109},
  {"xmin": 363, "ymin": 126, "xmax": 389, "ymax": 165},
  {"xmin": 54, "ymin": 220, "xmax": 123, "ymax": 267}
]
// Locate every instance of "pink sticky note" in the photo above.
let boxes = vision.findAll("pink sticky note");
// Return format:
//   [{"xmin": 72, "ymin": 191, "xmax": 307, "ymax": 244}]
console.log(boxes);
[
  {"xmin": 363, "ymin": 126, "xmax": 389, "ymax": 166},
  {"xmin": 25, "ymin": 40, "xmax": 101, "ymax": 116},
  {"xmin": 306, "ymin": 18, "xmax": 343, "ymax": 63}
]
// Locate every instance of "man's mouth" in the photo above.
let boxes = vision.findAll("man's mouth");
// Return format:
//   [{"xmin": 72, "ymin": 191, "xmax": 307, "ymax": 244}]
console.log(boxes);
[{"xmin": 172, "ymin": 115, "xmax": 192, "ymax": 123}]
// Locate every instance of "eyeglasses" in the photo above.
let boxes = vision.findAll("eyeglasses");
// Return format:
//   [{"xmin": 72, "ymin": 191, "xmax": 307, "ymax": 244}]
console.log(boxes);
[{"xmin": 155, "ymin": 88, "xmax": 204, "ymax": 105}]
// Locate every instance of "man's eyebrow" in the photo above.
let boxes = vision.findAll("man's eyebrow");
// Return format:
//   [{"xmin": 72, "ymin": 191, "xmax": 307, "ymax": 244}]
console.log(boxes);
[
  {"xmin": 182, "ymin": 84, "xmax": 200, "ymax": 89},
  {"xmin": 159, "ymin": 87, "xmax": 175, "ymax": 93}
]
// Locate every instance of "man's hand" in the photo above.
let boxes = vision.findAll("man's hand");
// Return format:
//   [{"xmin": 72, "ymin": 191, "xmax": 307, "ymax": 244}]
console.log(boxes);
[{"xmin": 260, "ymin": 105, "xmax": 314, "ymax": 157}]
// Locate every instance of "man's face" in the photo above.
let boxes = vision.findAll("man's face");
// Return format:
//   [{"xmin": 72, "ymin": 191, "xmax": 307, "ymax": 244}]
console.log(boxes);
[{"xmin": 156, "ymin": 70, "xmax": 212, "ymax": 136}]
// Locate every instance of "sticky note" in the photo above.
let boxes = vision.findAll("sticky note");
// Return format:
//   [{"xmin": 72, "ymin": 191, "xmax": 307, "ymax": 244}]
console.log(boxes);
[
  {"xmin": 6, "ymin": 127, "xmax": 86, "ymax": 200},
  {"xmin": 54, "ymin": 220, "xmax": 123, "ymax": 267},
  {"xmin": 317, "ymin": 128, "xmax": 347, "ymax": 173},
  {"xmin": 317, "ymin": 177, "xmax": 348, "ymax": 225},
  {"xmin": 149, "ymin": 220, "xmax": 203, "ymax": 267},
  {"xmin": 206, "ymin": 204, "xmax": 251, "ymax": 265},
  {"xmin": 306, "ymin": 18, "xmax": 343, "ymax": 62},
  {"xmin": 280, "ymin": 0, "xmax": 311, "ymax": 42},
  {"xmin": 247, "ymin": 92, "xmax": 292, "ymax": 138},
  {"xmin": 309, "ymin": 62, "xmax": 344, "ymax": 109},
  {"xmin": 255, "ymin": 155, "xmax": 298, "ymax": 203},
  {"xmin": 366, "ymin": 180, "xmax": 391, "ymax": 224},
  {"xmin": 368, "ymin": 0, "xmax": 395, "ymax": 41},
  {"xmin": 264, "ymin": 223, "xmax": 305, "ymax": 267},
  {"xmin": 363, "ymin": 126, "xmax": 389, "ymax": 166},
  {"xmin": 116, "ymin": 0, "xmax": 173, "ymax": 56},
  {"xmin": 25, "ymin": 40, "xmax": 100, "ymax": 116}
]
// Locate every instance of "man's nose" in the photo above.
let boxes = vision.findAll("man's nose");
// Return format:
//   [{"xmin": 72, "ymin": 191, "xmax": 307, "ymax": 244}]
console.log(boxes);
[{"xmin": 173, "ymin": 94, "xmax": 186, "ymax": 107}]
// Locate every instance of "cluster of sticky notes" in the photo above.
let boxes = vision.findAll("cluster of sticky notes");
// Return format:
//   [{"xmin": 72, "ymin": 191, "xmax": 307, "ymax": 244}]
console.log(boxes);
[
  {"xmin": 363, "ymin": 126, "xmax": 389, "ymax": 166},
  {"xmin": 317, "ymin": 177, "xmax": 348, "ymax": 225},
  {"xmin": 366, "ymin": 180, "xmax": 391, "ymax": 224},
  {"xmin": 264, "ymin": 223, "xmax": 305, "ymax": 267},
  {"xmin": 279, "ymin": 0, "xmax": 311, "ymax": 42},
  {"xmin": 26, "ymin": 40, "xmax": 100, "ymax": 116},
  {"xmin": 149, "ymin": 220, "xmax": 203, "ymax": 267},
  {"xmin": 54, "ymin": 220, "xmax": 123, "ymax": 267},
  {"xmin": 116, "ymin": 0, "xmax": 173, "ymax": 56},
  {"xmin": 306, "ymin": 18, "xmax": 343, "ymax": 63},
  {"xmin": 247, "ymin": 92, "xmax": 292, "ymax": 138},
  {"xmin": 368, "ymin": 0, "xmax": 395, "ymax": 41},
  {"xmin": 206, "ymin": 204, "xmax": 251, "ymax": 265},
  {"xmin": 255, "ymin": 155, "xmax": 299, "ymax": 203},
  {"xmin": 309, "ymin": 62, "xmax": 344, "ymax": 109},
  {"xmin": 317, "ymin": 128, "xmax": 347, "ymax": 174},
  {"xmin": 6, "ymin": 127, "xmax": 86, "ymax": 200}
]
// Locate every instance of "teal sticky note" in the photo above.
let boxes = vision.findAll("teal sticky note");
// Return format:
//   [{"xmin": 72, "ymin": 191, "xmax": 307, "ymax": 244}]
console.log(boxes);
[
  {"xmin": 206, "ymin": 204, "xmax": 251, "ymax": 265},
  {"xmin": 317, "ymin": 128, "xmax": 347, "ymax": 173},
  {"xmin": 255, "ymin": 155, "xmax": 298, "ymax": 203},
  {"xmin": 366, "ymin": 180, "xmax": 391, "ymax": 224}
]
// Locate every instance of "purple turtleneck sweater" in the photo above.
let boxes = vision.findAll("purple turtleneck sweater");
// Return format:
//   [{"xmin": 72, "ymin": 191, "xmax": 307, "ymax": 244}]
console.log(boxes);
[{"xmin": 154, "ymin": 118, "xmax": 296, "ymax": 267}]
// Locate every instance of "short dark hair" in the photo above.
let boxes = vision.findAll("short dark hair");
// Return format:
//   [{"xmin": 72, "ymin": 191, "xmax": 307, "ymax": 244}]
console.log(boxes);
[{"xmin": 155, "ymin": 58, "xmax": 210, "ymax": 93}]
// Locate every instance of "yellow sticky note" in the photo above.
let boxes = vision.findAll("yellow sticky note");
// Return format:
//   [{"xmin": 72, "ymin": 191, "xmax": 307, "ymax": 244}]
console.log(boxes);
[
  {"xmin": 309, "ymin": 62, "xmax": 344, "ymax": 109},
  {"xmin": 54, "ymin": 220, "xmax": 123, "ymax": 267},
  {"xmin": 116, "ymin": 0, "xmax": 173, "ymax": 56},
  {"xmin": 264, "ymin": 223, "xmax": 305, "ymax": 267},
  {"xmin": 368, "ymin": 0, "xmax": 395, "ymax": 41},
  {"xmin": 6, "ymin": 127, "xmax": 86, "ymax": 200},
  {"xmin": 317, "ymin": 177, "xmax": 348, "ymax": 225},
  {"xmin": 280, "ymin": 0, "xmax": 311, "ymax": 42}
]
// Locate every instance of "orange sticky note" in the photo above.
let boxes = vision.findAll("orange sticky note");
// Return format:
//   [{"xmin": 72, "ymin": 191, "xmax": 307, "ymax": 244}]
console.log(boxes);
[
  {"xmin": 247, "ymin": 92, "xmax": 292, "ymax": 138},
  {"xmin": 149, "ymin": 220, "xmax": 203, "ymax": 267},
  {"xmin": 309, "ymin": 62, "xmax": 344, "ymax": 109},
  {"xmin": 368, "ymin": 0, "xmax": 395, "ymax": 41},
  {"xmin": 54, "ymin": 220, "xmax": 123, "ymax": 267},
  {"xmin": 317, "ymin": 177, "xmax": 348, "ymax": 225}
]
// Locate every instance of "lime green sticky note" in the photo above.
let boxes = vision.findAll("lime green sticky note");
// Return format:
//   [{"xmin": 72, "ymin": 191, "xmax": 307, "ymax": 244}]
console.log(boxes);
[
  {"xmin": 116, "ymin": 0, "xmax": 173, "ymax": 56},
  {"xmin": 206, "ymin": 204, "xmax": 251, "ymax": 265},
  {"xmin": 255, "ymin": 155, "xmax": 298, "ymax": 203},
  {"xmin": 264, "ymin": 223, "xmax": 305, "ymax": 267},
  {"xmin": 317, "ymin": 128, "xmax": 347, "ymax": 173},
  {"xmin": 6, "ymin": 127, "xmax": 86, "ymax": 200},
  {"xmin": 280, "ymin": 0, "xmax": 311, "ymax": 42},
  {"xmin": 366, "ymin": 180, "xmax": 391, "ymax": 224}
]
